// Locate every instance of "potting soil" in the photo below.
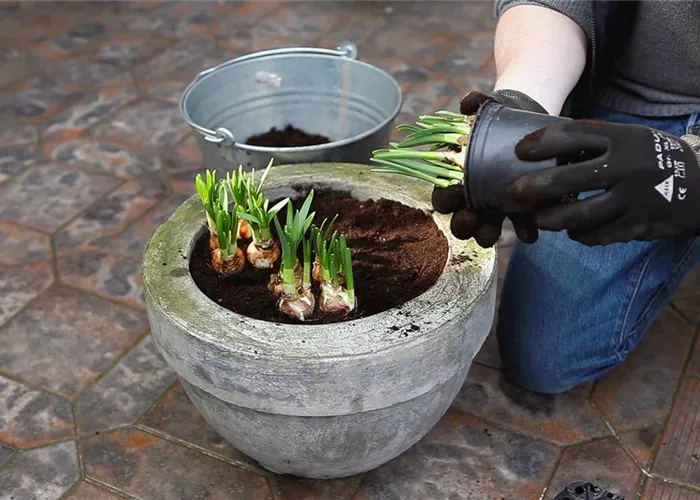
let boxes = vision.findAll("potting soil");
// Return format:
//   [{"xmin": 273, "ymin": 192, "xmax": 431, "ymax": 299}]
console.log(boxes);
[
  {"xmin": 245, "ymin": 125, "xmax": 330, "ymax": 147},
  {"xmin": 189, "ymin": 188, "xmax": 448, "ymax": 324}
]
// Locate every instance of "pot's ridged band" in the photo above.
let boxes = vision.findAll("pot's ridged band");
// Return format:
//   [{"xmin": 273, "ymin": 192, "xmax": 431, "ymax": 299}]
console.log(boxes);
[{"xmin": 143, "ymin": 163, "xmax": 496, "ymax": 417}]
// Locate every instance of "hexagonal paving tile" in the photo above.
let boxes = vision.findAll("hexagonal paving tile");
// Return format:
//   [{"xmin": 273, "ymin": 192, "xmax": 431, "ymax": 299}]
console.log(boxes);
[
  {"xmin": 394, "ymin": 1, "xmax": 495, "ymax": 32},
  {"xmin": 43, "ymin": 87, "xmax": 135, "ymax": 139},
  {"xmin": 653, "ymin": 378, "xmax": 700, "ymax": 487},
  {"xmin": 673, "ymin": 294, "xmax": 700, "ymax": 326},
  {"xmin": 0, "ymin": 144, "xmax": 41, "ymax": 184},
  {"xmin": 57, "ymin": 251, "xmax": 143, "ymax": 308},
  {"xmin": 591, "ymin": 309, "xmax": 696, "ymax": 432},
  {"xmin": 314, "ymin": 11, "xmax": 385, "ymax": 50},
  {"xmin": 211, "ymin": 1, "xmax": 280, "ymax": 34},
  {"xmin": 94, "ymin": 34, "xmax": 171, "ymax": 69},
  {"xmin": 362, "ymin": 56, "xmax": 433, "ymax": 96},
  {"xmin": 0, "ymin": 48, "xmax": 32, "ymax": 89},
  {"xmin": 397, "ymin": 78, "xmax": 456, "ymax": 116},
  {"xmin": 0, "ymin": 443, "xmax": 12, "ymax": 466},
  {"xmin": 109, "ymin": 192, "xmax": 191, "ymax": 258},
  {"xmin": 545, "ymin": 438, "xmax": 641, "ymax": 499},
  {"xmin": 88, "ymin": 100, "xmax": 191, "ymax": 151},
  {"xmin": 32, "ymin": 20, "xmax": 109, "ymax": 59},
  {"xmin": 131, "ymin": 37, "xmax": 216, "ymax": 85},
  {"xmin": 0, "ymin": 441, "xmax": 80, "ymax": 500},
  {"xmin": 0, "ymin": 163, "xmax": 119, "ymax": 233},
  {"xmin": 62, "ymin": 481, "xmax": 127, "ymax": 499},
  {"xmin": 689, "ymin": 340, "xmax": 700, "ymax": 377},
  {"xmin": 75, "ymin": 334, "xmax": 175, "ymax": 436},
  {"xmin": 618, "ymin": 423, "xmax": 664, "ymax": 469},
  {"xmin": 271, "ymin": 474, "xmax": 362, "ymax": 500},
  {"xmin": 353, "ymin": 412, "xmax": 559, "ymax": 500},
  {"xmin": 53, "ymin": 176, "xmax": 169, "ymax": 254},
  {"xmin": 144, "ymin": 79, "xmax": 188, "ymax": 105},
  {"xmin": 434, "ymin": 31, "xmax": 495, "ymax": 79},
  {"xmin": 641, "ymin": 480, "xmax": 700, "ymax": 499},
  {"xmin": 0, "ymin": 375, "xmax": 74, "ymax": 448},
  {"xmin": 0, "ymin": 117, "xmax": 38, "ymax": 146},
  {"xmin": 0, "ymin": 6, "xmax": 49, "ymax": 47},
  {"xmin": 34, "ymin": 58, "xmax": 132, "ymax": 92},
  {"xmin": 81, "ymin": 428, "xmax": 275, "ymax": 500},
  {"xmin": 674, "ymin": 265, "xmax": 700, "ymax": 298},
  {"xmin": 163, "ymin": 134, "xmax": 202, "ymax": 173},
  {"xmin": 255, "ymin": 3, "xmax": 346, "ymax": 41},
  {"xmin": 0, "ymin": 77, "xmax": 83, "ymax": 124},
  {"xmin": 139, "ymin": 381, "xmax": 262, "ymax": 470},
  {"xmin": 453, "ymin": 364, "xmax": 609, "ymax": 445},
  {"xmin": 357, "ymin": 23, "xmax": 457, "ymax": 67},
  {"xmin": 473, "ymin": 328, "xmax": 502, "ymax": 369},
  {"xmin": 0, "ymin": 260, "xmax": 53, "ymax": 327},
  {"xmin": 50, "ymin": 139, "xmax": 162, "ymax": 178},
  {"xmin": 0, "ymin": 286, "xmax": 148, "ymax": 398},
  {"xmin": 0, "ymin": 222, "xmax": 51, "ymax": 265},
  {"xmin": 119, "ymin": 1, "xmax": 226, "ymax": 39}
]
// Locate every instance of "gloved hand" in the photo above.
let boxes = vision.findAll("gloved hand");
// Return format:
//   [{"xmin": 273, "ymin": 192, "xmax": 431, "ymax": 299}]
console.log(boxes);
[
  {"xmin": 507, "ymin": 119, "xmax": 700, "ymax": 245},
  {"xmin": 431, "ymin": 89, "xmax": 545, "ymax": 247}
]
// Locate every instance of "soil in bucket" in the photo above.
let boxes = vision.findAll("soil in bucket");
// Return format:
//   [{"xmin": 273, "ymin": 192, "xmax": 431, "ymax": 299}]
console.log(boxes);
[
  {"xmin": 189, "ymin": 188, "xmax": 449, "ymax": 325},
  {"xmin": 245, "ymin": 125, "xmax": 330, "ymax": 148}
]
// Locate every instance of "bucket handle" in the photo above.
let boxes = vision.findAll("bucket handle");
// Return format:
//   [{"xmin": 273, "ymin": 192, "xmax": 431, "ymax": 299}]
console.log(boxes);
[{"xmin": 184, "ymin": 42, "xmax": 358, "ymax": 146}]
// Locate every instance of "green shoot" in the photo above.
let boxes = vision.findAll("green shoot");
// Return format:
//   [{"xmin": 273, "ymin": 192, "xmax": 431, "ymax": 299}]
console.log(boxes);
[
  {"xmin": 226, "ymin": 165, "xmax": 248, "ymax": 208},
  {"xmin": 228, "ymin": 158, "xmax": 274, "ymax": 207},
  {"xmin": 310, "ymin": 215, "xmax": 339, "ymax": 282},
  {"xmin": 369, "ymin": 110, "xmax": 474, "ymax": 188},
  {"xmin": 195, "ymin": 169, "xmax": 219, "ymax": 228},
  {"xmin": 338, "ymin": 235, "xmax": 355, "ymax": 308},
  {"xmin": 238, "ymin": 195, "xmax": 288, "ymax": 247},
  {"xmin": 231, "ymin": 159, "xmax": 286, "ymax": 247},
  {"xmin": 273, "ymin": 190, "xmax": 316, "ymax": 296},
  {"xmin": 302, "ymin": 237, "xmax": 312, "ymax": 290},
  {"xmin": 317, "ymin": 231, "xmax": 356, "ymax": 313},
  {"xmin": 212, "ymin": 183, "xmax": 238, "ymax": 261}
]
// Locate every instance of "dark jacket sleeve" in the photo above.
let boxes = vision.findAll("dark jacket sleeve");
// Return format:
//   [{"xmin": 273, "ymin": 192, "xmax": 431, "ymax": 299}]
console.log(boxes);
[{"xmin": 494, "ymin": 0, "xmax": 594, "ymax": 42}]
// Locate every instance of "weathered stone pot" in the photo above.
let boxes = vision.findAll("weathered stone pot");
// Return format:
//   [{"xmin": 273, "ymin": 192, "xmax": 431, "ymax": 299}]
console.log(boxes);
[{"xmin": 142, "ymin": 162, "xmax": 497, "ymax": 479}]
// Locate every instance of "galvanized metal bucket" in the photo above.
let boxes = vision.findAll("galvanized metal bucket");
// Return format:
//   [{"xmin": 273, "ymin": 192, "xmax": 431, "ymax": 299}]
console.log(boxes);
[{"xmin": 180, "ymin": 42, "xmax": 403, "ymax": 172}]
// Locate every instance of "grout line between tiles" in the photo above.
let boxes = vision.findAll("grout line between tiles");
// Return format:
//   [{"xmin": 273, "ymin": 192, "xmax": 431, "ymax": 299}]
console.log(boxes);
[
  {"xmin": 70, "ymin": 328, "xmax": 151, "ymax": 409},
  {"xmin": 538, "ymin": 448, "xmax": 565, "ymax": 500},
  {"xmin": 133, "ymin": 423, "xmax": 268, "ymax": 477},
  {"xmin": 84, "ymin": 476, "xmax": 141, "ymax": 500}
]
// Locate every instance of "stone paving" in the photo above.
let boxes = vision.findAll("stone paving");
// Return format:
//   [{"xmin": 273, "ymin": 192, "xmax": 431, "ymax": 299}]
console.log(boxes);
[{"xmin": 0, "ymin": 1, "xmax": 699, "ymax": 499}]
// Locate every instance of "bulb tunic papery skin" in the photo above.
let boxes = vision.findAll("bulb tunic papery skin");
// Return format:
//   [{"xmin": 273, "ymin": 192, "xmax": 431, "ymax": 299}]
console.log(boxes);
[
  {"xmin": 247, "ymin": 239, "xmax": 281, "ymax": 269},
  {"xmin": 235, "ymin": 159, "xmax": 288, "ymax": 270},
  {"xmin": 268, "ymin": 263, "xmax": 303, "ymax": 297},
  {"xmin": 271, "ymin": 190, "xmax": 316, "ymax": 320},
  {"xmin": 212, "ymin": 246, "xmax": 246, "ymax": 277},
  {"xmin": 278, "ymin": 288, "xmax": 315, "ymax": 322},
  {"xmin": 319, "ymin": 282, "xmax": 355, "ymax": 314}
]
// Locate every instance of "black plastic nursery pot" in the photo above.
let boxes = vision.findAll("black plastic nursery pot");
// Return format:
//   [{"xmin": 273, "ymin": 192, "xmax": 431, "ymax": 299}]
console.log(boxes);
[{"xmin": 464, "ymin": 100, "xmax": 572, "ymax": 212}]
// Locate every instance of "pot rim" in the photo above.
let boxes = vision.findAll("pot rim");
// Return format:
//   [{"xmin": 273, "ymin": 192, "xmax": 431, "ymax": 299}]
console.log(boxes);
[
  {"xmin": 180, "ymin": 52, "xmax": 404, "ymax": 153},
  {"xmin": 142, "ymin": 163, "xmax": 496, "ymax": 361}
]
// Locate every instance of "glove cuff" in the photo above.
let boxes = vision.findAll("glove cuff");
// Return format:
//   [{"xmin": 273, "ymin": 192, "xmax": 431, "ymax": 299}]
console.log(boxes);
[
  {"xmin": 491, "ymin": 89, "xmax": 548, "ymax": 114},
  {"xmin": 680, "ymin": 133, "xmax": 700, "ymax": 165}
]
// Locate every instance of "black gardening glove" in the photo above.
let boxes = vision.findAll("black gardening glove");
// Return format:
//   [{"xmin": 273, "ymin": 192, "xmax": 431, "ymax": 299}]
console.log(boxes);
[
  {"xmin": 431, "ymin": 89, "xmax": 545, "ymax": 247},
  {"xmin": 507, "ymin": 119, "xmax": 700, "ymax": 246}
]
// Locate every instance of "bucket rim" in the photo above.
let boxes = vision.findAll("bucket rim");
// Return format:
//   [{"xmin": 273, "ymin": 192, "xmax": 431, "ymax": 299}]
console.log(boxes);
[{"xmin": 179, "ymin": 51, "xmax": 404, "ymax": 153}]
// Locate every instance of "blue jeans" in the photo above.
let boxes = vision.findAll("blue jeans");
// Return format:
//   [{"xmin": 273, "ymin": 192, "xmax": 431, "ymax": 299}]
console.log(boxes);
[{"xmin": 497, "ymin": 104, "xmax": 700, "ymax": 394}]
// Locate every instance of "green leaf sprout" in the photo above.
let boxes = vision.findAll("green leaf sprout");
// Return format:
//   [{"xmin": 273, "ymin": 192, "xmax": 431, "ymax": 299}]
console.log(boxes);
[{"xmin": 370, "ymin": 110, "xmax": 474, "ymax": 188}]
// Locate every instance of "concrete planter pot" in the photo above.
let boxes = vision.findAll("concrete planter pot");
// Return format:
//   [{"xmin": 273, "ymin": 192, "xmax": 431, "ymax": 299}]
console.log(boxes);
[{"xmin": 142, "ymin": 162, "xmax": 497, "ymax": 479}]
